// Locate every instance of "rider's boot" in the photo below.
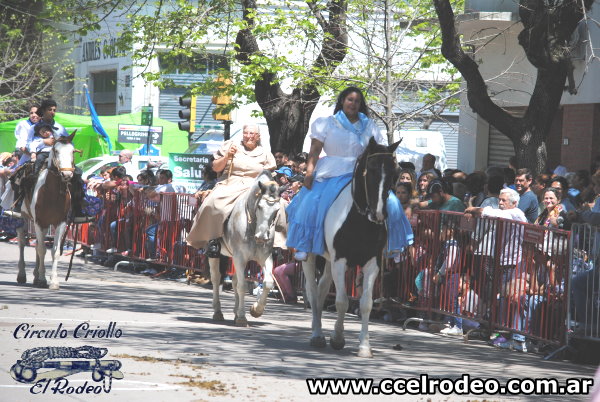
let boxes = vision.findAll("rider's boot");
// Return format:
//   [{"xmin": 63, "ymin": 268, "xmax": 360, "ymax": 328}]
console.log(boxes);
[
  {"xmin": 71, "ymin": 168, "xmax": 94, "ymax": 224},
  {"xmin": 206, "ymin": 239, "xmax": 221, "ymax": 258},
  {"xmin": 293, "ymin": 250, "xmax": 308, "ymax": 261}
]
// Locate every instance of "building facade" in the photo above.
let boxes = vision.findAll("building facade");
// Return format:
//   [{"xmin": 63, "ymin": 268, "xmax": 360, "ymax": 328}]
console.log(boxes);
[{"xmin": 456, "ymin": 0, "xmax": 600, "ymax": 173}]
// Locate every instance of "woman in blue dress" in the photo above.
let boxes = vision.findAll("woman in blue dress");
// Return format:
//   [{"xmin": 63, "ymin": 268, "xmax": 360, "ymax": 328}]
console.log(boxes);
[{"xmin": 286, "ymin": 86, "xmax": 413, "ymax": 261}]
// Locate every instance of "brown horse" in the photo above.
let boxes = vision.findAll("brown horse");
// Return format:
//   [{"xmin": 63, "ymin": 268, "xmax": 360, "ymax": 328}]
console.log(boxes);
[{"xmin": 15, "ymin": 131, "xmax": 78, "ymax": 289}]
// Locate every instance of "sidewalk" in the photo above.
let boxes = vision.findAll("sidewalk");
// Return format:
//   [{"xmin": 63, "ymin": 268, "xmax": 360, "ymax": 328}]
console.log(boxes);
[{"xmin": 0, "ymin": 241, "xmax": 596, "ymax": 401}]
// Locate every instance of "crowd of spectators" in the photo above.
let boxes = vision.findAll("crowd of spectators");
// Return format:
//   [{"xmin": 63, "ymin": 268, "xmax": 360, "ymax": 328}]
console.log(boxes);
[{"xmin": 387, "ymin": 153, "xmax": 600, "ymax": 352}]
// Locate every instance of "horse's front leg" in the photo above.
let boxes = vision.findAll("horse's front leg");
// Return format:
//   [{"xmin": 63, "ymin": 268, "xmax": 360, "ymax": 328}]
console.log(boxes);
[
  {"xmin": 208, "ymin": 257, "xmax": 224, "ymax": 321},
  {"xmin": 48, "ymin": 223, "xmax": 67, "ymax": 290},
  {"xmin": 302, "ymin": 254, "xmax": 326, "ymax": 347},
  {"xmin": 250, "ymin": 253, "xmax": 273, "ymax": 318},
  {"xmin": 33, "ymin": 225, "xmax": 49, "ymax": 288},
  {"xmin": 330, "ymin": 258, "xmax": 348, "ymax": 351},
  {"xmin": 233, "ymin": 255, "xmax": 249, "ymax": 327},
  {"xmin": 16, "ymin": 226, "xmax": 27, "ymax": 284},
  {"xmin": 357, "ymin": 258, "xmax": 379, "ymax": 358}
]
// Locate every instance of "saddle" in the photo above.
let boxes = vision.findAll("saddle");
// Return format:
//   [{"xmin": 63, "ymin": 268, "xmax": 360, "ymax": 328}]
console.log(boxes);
[{"xmin": 9, "ymin": 162, "xmax": 40, "ymax": 200}]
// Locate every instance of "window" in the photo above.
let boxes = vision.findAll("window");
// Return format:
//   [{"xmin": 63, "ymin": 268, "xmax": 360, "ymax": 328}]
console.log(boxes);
[{"xmin": 158, "ymin": 53, "xmax": 229, "ymax": 75}]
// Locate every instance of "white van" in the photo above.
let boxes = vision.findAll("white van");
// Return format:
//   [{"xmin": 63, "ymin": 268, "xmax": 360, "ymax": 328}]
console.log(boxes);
[
  {"xmin": 394, "ymin": 130, "xmax": 447, "ymax": 173},
  {"xmin": 77, "ymin": 155, "xmax": 168, "ymax": 180}
]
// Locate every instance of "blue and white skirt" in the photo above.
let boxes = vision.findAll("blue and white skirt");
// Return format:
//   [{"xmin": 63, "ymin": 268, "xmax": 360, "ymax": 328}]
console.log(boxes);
[{"xmin": 286, "ymin": 173, "xmax": 413, "ymax": 256}]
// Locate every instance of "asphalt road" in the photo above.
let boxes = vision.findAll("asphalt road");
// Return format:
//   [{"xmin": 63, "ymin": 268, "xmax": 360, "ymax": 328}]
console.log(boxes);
[{"xmin": 0, "ymin": 241, "xmax": 597, "ymax": 401}]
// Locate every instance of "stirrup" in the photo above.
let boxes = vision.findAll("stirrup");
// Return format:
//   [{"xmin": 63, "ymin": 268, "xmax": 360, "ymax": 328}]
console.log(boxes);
[
  {"xmin": 3, "ymin": 210, "xmax": 22, "ymax": 219},
  {"xmin": 72, "ymin": 216, "xmax": 95, "ymax": 224}
]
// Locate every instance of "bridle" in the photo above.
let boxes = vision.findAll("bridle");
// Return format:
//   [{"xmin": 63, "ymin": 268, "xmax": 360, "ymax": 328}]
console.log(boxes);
[
  {"xmin": 245, "ymin": 180, "xmax": 279, "ymax": 225},
  {"xmin": 50, "ymin": 140, "xmax": 76, "ymax": 182},
  {"xmin": 351, "ymin": 151, "xmax": 394, "ymax": 220}
]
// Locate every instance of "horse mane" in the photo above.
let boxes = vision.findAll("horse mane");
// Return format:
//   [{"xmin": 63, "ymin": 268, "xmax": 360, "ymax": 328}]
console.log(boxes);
[
  {"xmin": 352, "ymin": 139, "xmax": 390, "ymax": 215},
  {"xmin": 244, "ymin": 170, "xmax": 278, "ymax": 237}
]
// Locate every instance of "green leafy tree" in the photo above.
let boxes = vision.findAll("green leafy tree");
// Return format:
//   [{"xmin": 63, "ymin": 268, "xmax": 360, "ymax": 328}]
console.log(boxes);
[
  {"xmin": 0, "ymin": 1, "xmax": 52, "ymax": 121},
  {"xmin": 0, "ymin": 0, "xmax": 131, "ymax": 121},
  {"xmin": 336, "ymin": 0, "xmax": 461, "ymax": 144}
]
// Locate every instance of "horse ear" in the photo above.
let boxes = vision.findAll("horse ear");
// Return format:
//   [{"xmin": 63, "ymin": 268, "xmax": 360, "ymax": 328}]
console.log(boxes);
[
  {"xmin": 368, "ymin": 137, "xmax": 378, "ymax": 147},
  {"xmin": 388, "ymin": 138, "xmax": 402, "ymax": 153},
  {"xmin": 67, "ymin": 129, "xmax": 77, "ymax": 143},
  {"xmin": 258, "ymin": 180, "xmax": 266, "ymax": 193}
]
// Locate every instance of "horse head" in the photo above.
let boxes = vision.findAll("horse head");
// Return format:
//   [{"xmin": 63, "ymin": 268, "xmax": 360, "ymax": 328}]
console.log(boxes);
[
  {"xmin": 51, "ymin": 130, "xmax": 79, "ymax": 180},
  {"xmin": 353, "ymin": 137, "xmax": 401, "ymax": 224},
  {"xmin": 251, "ymin": 172, "xmax": 280, "ymax": 244}
]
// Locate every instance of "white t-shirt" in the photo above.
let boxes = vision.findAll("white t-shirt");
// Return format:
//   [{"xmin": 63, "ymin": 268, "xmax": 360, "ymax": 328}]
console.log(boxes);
[
  {"xmin": 14, "ymin": 119, "xmax": 35, "ymax": 149},
  {"xmin": 309, "ymin": 116, "xmax": 386, "ymax": 181},
  {"xmin": 481, "ymin": 206, "xmax": 527, "ymax": 266}
]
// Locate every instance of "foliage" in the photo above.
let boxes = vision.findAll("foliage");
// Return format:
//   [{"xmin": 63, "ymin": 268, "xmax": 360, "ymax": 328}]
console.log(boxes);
[
  {"xmin": 336, "ymin": 0, "xmax": 463, "ymax": 143},
  {"xmin": 1, "ymin": 0, "xmax": 463, "ymax": 151}
]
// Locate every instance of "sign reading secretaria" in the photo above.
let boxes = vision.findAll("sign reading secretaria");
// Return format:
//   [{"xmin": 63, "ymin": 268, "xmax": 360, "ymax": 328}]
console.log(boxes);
[
  {"xmin": 117, "ymin": 124, "xmax": 163, "ymax": 145},
  {"xmin": 169, "ymin": 153, "xmax": 212, "ymax": 193}
]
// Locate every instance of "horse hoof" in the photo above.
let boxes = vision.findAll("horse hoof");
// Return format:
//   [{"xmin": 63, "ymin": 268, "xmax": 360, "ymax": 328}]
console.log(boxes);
[
  {"xmin": 17, "ymin": 274, "xmax": 26, "ymax": 284},
  {"xmin": 49, "ymin": 283, "xmax": 60, "ymax": 290},
  {"xmin": 234, "ymin": 317, "xmax": 249, "ymax": 327},
  {"xmin": 32, "ymin": 279, "xmax": 48, "ymax": 289},
  {"xmin": 309, "ymin": 336, "xmax": 326, "ymax": 348},
  {"xmin": 330, "ymin": 337, "xmax": 346, "ymax": 350},
  {"xmin": 249, "ymin": 303, "xmax": 263, "ymax": 318},
  {"xmin": 357, "ymin": 347, "xmax": 373, "ymax": 358},
  {"xmin": 212, "ymin": 311, "xmax": 225, "ymax": 321}
]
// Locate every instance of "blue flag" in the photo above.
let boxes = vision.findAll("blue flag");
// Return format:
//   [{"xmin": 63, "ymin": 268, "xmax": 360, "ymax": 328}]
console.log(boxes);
[{"xmin": 84, "ymin": 85, "xmax": 113, "ymax": 153}]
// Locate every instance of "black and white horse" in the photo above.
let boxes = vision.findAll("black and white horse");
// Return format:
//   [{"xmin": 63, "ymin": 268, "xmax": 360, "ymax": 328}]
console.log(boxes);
[
  {"xmin": 208, "ymin": 171, "xmax": 281, "ymax": 326},
  {"xmin": 302, "ymin": 137, "xmax": 401, "ymax": 357}
]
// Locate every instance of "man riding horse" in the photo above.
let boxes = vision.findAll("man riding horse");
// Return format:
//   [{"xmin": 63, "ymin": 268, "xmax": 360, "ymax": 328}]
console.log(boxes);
[{"xmin": 3, "ymin": 99, "xmax": 90, "ymax": 224}]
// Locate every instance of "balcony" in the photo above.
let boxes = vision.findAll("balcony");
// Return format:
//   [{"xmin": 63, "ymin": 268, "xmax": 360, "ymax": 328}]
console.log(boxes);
[
  {"xmin": 465, "ymin": 0, "xmax": 519, "ymax": 13},
  {"xmin": 458, "ymin": 0, "xmax": 521, "ymax": 35}
]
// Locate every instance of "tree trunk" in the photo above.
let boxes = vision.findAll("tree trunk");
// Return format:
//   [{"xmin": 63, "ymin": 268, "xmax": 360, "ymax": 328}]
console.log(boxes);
[
  {"xmin": 433, "ymin": 0, "xmax": 594, "ymax": 175},
  {"xmin": 235, "ymin": 0, "xmax": 348, "ymax": 154}
]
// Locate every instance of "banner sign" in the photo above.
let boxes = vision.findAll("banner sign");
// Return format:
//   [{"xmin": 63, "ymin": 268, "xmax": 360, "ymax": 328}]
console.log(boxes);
[
  {"xmin": 168, "ymin": 153, "xmax": 211, "ymax": 194},
  {"xmin": 117, "ymin": 124, "xmax": 163, "ymax": 145}
]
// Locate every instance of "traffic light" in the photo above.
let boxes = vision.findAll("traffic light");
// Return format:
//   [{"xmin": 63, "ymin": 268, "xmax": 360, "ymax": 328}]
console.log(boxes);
[
  {"xmin": 212, "ymin": 76, "xmax": 232, "ymax": 122},
  {"xmin": 178, "ymin": 95, "xmax": 197, "ymax": 132}
]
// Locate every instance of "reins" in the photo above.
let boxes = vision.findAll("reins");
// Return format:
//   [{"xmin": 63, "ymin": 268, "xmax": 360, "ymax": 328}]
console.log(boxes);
[
  {"xmin": 245, "ymin": 180, "xmax": 278, "ymax": 225},
  {"xmin": 351, "ymin": 151, "xmax": 394, "ymax": 219},
  {"xmin": 50, "ymin": 141, "xmax": 76, "ymax": 182}
]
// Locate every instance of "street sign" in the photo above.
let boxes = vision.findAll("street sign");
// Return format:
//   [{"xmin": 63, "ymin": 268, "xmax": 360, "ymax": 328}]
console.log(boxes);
[
  {"xmin": 168, "ymin": 153, "xmax": 211, "ymax": 194},
  {"xmin": 117, "ymin": 124, "xmax": 163, "ymax": 145},
  {"xmin": 141, "ymin": 106, "xmax": 153, "ymax": 126}
]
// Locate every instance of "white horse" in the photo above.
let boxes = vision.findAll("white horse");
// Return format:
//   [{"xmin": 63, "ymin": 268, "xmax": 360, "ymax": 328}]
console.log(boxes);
[
  {"xmin": 15, "ymin": 132, "xmax": 78, "ymax": 289},
  {"xmin": 208, "ymin": 171, "xmax": 281, "ymax": 326},
  {"xmin": 302, "ymin": 137, "xmax": 401, "ymax": 357}
]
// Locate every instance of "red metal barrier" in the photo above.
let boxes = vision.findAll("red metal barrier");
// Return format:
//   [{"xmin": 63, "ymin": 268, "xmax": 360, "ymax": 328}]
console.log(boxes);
[
  {"xmin": 53, "ymin": 188, "xmax": 575, "ymax": 346},
  {"xmin": 569, "ymin": 223, "xmax": 600, "ymax": 342}
]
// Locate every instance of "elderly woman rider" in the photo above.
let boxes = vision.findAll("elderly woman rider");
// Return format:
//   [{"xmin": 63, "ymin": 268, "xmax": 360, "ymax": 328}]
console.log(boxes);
[
  {"xmin": 186, "ymin": 124, "xmax": 277, "ymax": 254},
  {"xmin": 286, "ymin": 86, "xmax": 413, "ymax": 261}
]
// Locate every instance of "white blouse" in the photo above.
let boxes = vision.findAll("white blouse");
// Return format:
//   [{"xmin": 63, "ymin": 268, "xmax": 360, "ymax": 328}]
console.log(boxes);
[{"xmin": 309, "ymin": 116, "xmax": 386, "ymax": 181}]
